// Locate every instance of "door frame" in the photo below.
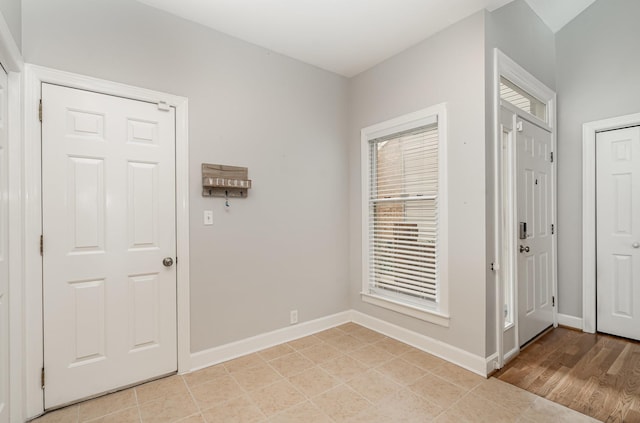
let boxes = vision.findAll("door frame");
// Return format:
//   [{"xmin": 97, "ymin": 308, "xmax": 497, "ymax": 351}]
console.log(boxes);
[
  {"xmin": 493, "ymin": 49, "xmax": 557, "ymax": 368},
  {"xmin": 0, "ymin": 10, "xmax": 23, "ymax": 423},
  {"xmin": 24, "ymin": 65, "xmax": 190, "ymax": 418},
  {"xmin": 582, "ymin": 112, "xmax": 640, "ymax": 334}
]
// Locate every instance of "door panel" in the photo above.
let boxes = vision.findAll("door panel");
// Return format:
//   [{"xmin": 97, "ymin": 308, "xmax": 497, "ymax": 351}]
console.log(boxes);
[
  {"xmin": 0, "ymin": 66, "xmax": 9, "ymax": 423},
  {"xmin": 517, "ymin": 118, "xmax": 554, "ymax": 346},
  {"xmin": 42, "ymin": 84, "xmax": 177, "ymax": 408},
  {"xmin": 596, "ymin": 127, "xmax": 640, "ymax": 340}
]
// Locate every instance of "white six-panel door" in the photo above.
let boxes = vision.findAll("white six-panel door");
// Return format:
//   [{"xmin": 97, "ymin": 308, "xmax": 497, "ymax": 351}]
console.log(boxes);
[
  {"xmin": 517, "ymin": 118, "xmax": 554, "ymax": 346},
  {"xmin": 42, "ymin": 83, "xmax": 177, "ymax": 408},
  {"xmin": 0, "ymin": 65, "xmax": 9, "ymax": 423},
  {"xmin": 596, "ymin": 126, "xmax": 640, "ymax": 341}
]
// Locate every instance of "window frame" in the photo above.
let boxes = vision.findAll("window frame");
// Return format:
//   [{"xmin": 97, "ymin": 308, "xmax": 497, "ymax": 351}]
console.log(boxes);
[{"xmin": 360, "ymin": 104, "xmax": 449, "ymax": 327}]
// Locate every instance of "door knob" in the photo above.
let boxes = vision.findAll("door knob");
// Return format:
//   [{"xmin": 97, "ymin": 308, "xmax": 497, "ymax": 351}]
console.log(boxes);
[
  {"xmin": 633, "ymin": 242, "xmax": 640, "ymax": 249},
  {"xmin": 519, "ymin": 245, "xmax": 530, "ymax": 253},
  {"xmin": 162, "ymin": 257, "xmax": 174, "ymax": 267}
]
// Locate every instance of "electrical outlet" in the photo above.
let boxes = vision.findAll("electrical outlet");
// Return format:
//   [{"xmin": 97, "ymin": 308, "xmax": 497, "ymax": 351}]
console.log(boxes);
[
  {"xmin": 204, "ymin": 210, "xmax": 213, "ymax": 225},
  {"xmin": 290, "ymin": 310, "xmax": 298, "ymax": 325}
]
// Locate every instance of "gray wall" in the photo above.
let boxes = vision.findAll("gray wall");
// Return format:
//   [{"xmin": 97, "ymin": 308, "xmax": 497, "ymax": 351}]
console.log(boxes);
[
  {"xmin": 22, "ymin": 0, "xmax": 350, "ymax": 353},
  {"xmin": 348, "ymin": 12, "xmax": 488, "ymax": 357},
  {"xmin": 484, "ymin": 0, "xmax": 555, "ymax": 355},
  {"xmin": 0, "ymin": 0, "xmax": 20, "ymax": 50},
  {"xmin": 556, "ymin": 0, "xmax": 640, "ymax": 318}
]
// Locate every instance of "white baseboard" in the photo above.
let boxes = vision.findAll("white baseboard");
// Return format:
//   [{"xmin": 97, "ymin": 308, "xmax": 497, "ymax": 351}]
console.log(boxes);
[
  {"xmin": 485, "ymin": 352, "xmax": 499, "ymax": 374},
  {"xmin": 190, "ymin": 309, "xmax": 492, "ymax": 377},
  {"xmin": 557, "ymin": 313, "xmax": 583, "ymax": 330},
  {"xmin": 189, "ymin": 311, "xmax": 351, "ymax": 371},
  {"xmin": 350, "ymin": 311, "xmax": 489, "ymax": 377}
]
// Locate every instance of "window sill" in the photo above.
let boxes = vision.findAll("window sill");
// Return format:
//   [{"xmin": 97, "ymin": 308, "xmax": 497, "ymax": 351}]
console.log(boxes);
[{"xmin": 361, "ymin": 293, "xmax": 450, "ymax": 327}]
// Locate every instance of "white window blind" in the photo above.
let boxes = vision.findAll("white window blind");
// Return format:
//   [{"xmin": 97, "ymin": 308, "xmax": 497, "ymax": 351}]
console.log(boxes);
[
  {"xmin": 500, "ymin": 77, "xmax": 547, "ymax": 122},
  {"xmin": 368, "ymin": 123, "xmax": 439, "ymax": 304}
]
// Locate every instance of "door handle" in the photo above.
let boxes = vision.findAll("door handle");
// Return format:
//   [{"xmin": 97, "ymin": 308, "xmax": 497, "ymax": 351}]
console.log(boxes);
[
  {"xmin": 633, "ymin": 242, "xmax": 640, "ymax": 249},
  {"xmin": 519, "ymin": 245, "xmax": 530, "ymax": 253},
  {"xmin": 162, "ymin": 257, "xmax": 174, "ymax": 267}
]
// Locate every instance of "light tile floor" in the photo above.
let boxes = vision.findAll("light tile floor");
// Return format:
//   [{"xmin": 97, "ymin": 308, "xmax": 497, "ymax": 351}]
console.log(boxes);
[{"xmin": 31, "ymin": 323, "xmax": 600, "ymax": 422}]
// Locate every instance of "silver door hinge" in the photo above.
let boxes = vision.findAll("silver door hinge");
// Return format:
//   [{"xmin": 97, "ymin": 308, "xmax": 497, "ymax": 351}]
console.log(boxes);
[
  {"xmin": 551, "ymin": 224, "xmax": 555, "ymax": 235},
  {"xmin": 516, "ymin": 121, "xmax": 523, "ymax": 132},
  {"xmin": 41, "ymin": 367, "xmax": 45, "ymax": 389},
  {"xmin": 550, "ymin": 152, "xmax": 554, "ymax": 163},
  {"xmin": 39, "ymin": 99, "xmax": 43, "ymax": 122},
  {"xmin": 40, "ymin": 235, "xmax": 43, "ymax": 255},
  {"xmin": 157, "ymin": 101, "xmax": 171, "ymax": 111},
  {"xmin": 552, "ymin": 296, "xmax": 555, "ymax": 307}
]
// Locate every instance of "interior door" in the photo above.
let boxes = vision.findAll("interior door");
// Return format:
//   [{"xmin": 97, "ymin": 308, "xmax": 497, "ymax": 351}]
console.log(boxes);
[
  {"xmin": 42, "ymin": 83, "xmax": 177, "ymax": 408},
  {"xmin": 517, "ymin": 118, "xmax": 554, "ymax": 346},
  {"xmin": 596, "ymin": 126, "xmax": 640, "ymax": 340},
  {"xmin": 0, "ymin": 65, "xmax": 9, "ymax": 423}
]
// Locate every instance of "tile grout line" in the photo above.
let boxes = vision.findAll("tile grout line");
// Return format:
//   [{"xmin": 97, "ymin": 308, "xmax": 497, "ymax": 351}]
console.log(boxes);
[
  {"xmin": 133, "ymin": 389, "xmax": 143, "ymax": 423},
  {"xmin": 180, "ymin": 374, "xmax": 207, "ymax": 422}
]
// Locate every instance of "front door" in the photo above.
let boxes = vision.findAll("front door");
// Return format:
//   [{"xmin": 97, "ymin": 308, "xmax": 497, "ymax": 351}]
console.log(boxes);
[
  {"xmin": 42, "ymin": 83, "xmax": 177, "ymax": 408},
  {"xmin": 0, "ymin": 64, "xmax": 9, "ymax": 423},
  {"xmin": 516, "ymin": 118, "xmax": 554, "ymax": 346},
  {"xmin": 596, "ymin": 126, "xmax": 640, "ymax": 341}
]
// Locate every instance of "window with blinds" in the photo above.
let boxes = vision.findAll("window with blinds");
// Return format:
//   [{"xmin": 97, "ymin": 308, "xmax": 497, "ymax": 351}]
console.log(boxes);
[
  {"xmin": 500, "ymin": 77, "xmax": 547, "ymax": 122},
  {"xmin": 367, "ymin": 122, "xmax": 440, "ymax": 306}
]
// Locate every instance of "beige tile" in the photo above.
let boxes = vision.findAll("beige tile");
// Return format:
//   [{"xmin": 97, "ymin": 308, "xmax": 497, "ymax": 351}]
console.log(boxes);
[
  {"xmin": 175, "ymin": 414, "xmax": 206, "ymax": 423},
  {"xmin": 521, "ymin": 397, "xmax": 600, "ymax": 422},
  {"xmin": 348, "ymin": 327, "xmax": 386, "ymax": 343},
  {"xmin": 373, "ymin": 337, "xmax": 413, "ymax": 356},
  {"xmin": 335, "ymin": 322, "xmax": 363, "ymax": 333},
  {"xmin": 224, "ymin": 353, "xmax": 266, "ymax": 373},
  {"xmin": 442, "ymin": 392, "xmax": 520, "ymax": 423},
  {"xmin": 430, "ymin": 362, "xmax": 485, "ymax": 390},
  {"xmin": 78, "ymin": 389, "xmax": 137, "ymax": 422},
  {"xmin": 400, "ymin": 348, "xmax": 447, "ymax": 370},
  {"xmin": 231, "ymin": 361, "xmax": 283, "ymax": 391},
  {"xmin": 347, "ymin": 369, "xmax": 402, "ymax": 403},
  {"xmin": 33, "ymin": 406, "xmax": 79, "ymax": 423},
  {"xmin": 376, "ymin": 388, "xmax": 443, "ymax": 421},
  {"xmin": 267, "ymin": 401, "xmax": 333, "ymax": 423},
  {"xmin": 314, "ymin": 328, "xmax": 346, "ymax": 341},
  {"xmin": 376, "ymin": 357, "xmax": 426, "ymax": 385},
  {"xmin": 312, "ymin": 385, "xmax": 370, "ymax": 421},
  {"xmin": 84, "ymin": 406, "xmax": 140, "ymax": 423},
  {"xmin": 139, "ymin": 391, "xmax": 198, "ymax": 423},
  {"xmin": 268, "ymin": 352, "xmax": 315, "ymax": 377},
  {"xmin": 319, "ymin": 355, "xmax": 369, "ymax": 382},
  {"xmin": 258, "ymin": 343, "xmax": 295, "ymax": 361},
  {"xmin": 299, "ymin": 343, "xmax": 343, "ymax": 364},
  {"xmin": 288, "ymin": 367, "xmax": 340, "ymax": 397},
  {"xmin": 473, "ymin": 378, "xmax": 537, "ymax": 414},
  {"xmin": 286, "ymin": 335, "xmax": 323, "ymax": 351},
  {"xmin": 135, "ymin": 375, "xmax": 188, "ymax": 404},
  {"xmin": 189, "ymin": 375, "xmax": 245, "ymax": 410},
  {"xmin": 200, "ymin": 395, "xmax": 265, "ymax": 423},
  {"xmin": 348, "ymin": 345, "xmax": 395, "ymax": 368},
  {"xmin": 345, "ymin": 406, "xmax": 392, "ymax": 423},
  {"xmin": 248, "ymin": 380, "xmax": 306, "ymax": 417},
  {"xmin": 408, "ymin": 373, "xmax": 468, "ymax": 409},
  {"xmin": 322, "ymin": 334, "xmax": 366, "ymax": 352},
  {"xmin": 183, "ymin": 364, "xmax": 227, "ymax": 388}
]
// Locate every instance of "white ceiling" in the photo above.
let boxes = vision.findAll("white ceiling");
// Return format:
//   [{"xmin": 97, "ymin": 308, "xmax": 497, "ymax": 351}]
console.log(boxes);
[
  {"xmin": 136, "ymin": 0, "xmax": 593, "ymax": 77},
  {"xmin": 524, "ymin": 0, "xmax": 596, "ymax": 33}
]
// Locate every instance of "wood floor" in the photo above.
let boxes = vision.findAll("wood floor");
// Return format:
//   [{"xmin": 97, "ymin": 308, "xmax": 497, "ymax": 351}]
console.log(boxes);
[{"xmin": 496, "ymin": 327, "xmax": 640, "ymax": 423}]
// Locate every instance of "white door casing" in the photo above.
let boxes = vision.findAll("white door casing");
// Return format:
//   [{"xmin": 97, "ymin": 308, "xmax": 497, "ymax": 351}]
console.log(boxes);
[
  {"xmin": 0, "ymin": 66, "xmax": 9, "ymax": 423},
  {"xmin": 516, "ymin": 118, "xmax": 554, "ymax": 346},
  {"xmin": 42, "ymin": 83, "xmax": 177, "ymax": 407},
  {"xmin": 596, "ymin": 126, "xmax": 640, "ymax": 340}
]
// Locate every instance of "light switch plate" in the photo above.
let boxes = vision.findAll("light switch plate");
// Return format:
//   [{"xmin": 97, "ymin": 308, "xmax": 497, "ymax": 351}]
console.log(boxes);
[{"xmin": 204, "ymin": 210, "xmax": 213, "ymax": 225}]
